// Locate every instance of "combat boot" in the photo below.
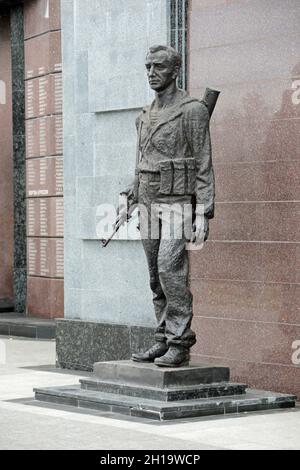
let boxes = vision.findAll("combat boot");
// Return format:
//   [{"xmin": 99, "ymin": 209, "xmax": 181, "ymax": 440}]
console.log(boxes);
[
  {"xmin": 154, "ymin": 345, "xmax": 189, "ymax": 367},
  {"xmin": 131, "ymin": 343, "xmax": 168, "ymax": 362}
]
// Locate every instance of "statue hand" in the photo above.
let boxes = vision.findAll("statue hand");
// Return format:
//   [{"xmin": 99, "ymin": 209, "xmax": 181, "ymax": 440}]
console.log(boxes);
[
  {"xmin": 190, "ymin": 214, "xmax": 209, "ymax": 244},
  {"xmin": 114, "ymin": 202, "xmax": 128, "ymax": 227},
  {"xmin": 120, "ymin": 174, "xmax": 139, "ymax": 205}
]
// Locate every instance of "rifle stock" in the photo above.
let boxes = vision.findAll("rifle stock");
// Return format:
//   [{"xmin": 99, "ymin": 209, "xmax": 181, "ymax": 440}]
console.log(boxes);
[{"xmin": 202, "ymin": 88, "xmax": 220, "ymax": 119}]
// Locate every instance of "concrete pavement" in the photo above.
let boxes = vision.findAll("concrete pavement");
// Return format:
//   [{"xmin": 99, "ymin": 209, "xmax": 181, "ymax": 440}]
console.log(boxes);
[{"xmin": 0, "ymin": 335, "xmax": 299, "ymax": 450}]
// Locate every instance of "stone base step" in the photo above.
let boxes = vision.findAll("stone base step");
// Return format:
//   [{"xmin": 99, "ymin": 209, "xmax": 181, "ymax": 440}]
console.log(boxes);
[
  {"xmin": 34, "ymin": 385, "xmax": 296, "ymax": 421},
  {"xmin": 93, "ymin": 360, "xmax": 230, "ymax": 388},
  {"xmin": 80, "ymin": 377, "xmax": 247, "ymax": 401}
]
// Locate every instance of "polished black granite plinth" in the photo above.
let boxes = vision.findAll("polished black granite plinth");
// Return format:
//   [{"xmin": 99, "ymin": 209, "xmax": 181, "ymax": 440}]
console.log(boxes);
[
  {"xmin": 93, "ymin": 361, "xmax": 230, "ymax": 388},
  {"xmin": 34, "ymin": 361, "xmax": 297, "ymax": 421}
]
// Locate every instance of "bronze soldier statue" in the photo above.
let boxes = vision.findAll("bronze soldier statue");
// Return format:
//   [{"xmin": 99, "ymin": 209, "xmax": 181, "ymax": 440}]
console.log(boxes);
[{"xmin": 110, "ymin": 45, "xmax": 217, "ymax": 367}]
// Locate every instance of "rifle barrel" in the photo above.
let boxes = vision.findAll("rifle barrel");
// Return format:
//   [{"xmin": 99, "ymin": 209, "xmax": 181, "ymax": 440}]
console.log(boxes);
[{"xmin": 101, "ymin": 217, "xmax": 126, "ymax": 248}]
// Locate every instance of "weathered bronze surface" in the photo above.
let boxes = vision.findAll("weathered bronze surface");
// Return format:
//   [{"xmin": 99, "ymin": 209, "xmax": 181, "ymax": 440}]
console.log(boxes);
[{"xmin": 124, "ymin": 45, "xmax": 218, "ymax": 367}]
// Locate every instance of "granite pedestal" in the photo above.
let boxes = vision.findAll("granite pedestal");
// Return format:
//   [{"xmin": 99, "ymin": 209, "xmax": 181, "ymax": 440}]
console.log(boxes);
[{"xmin": 34, "ymin": 361, "xmax": 296, "ymax": 421}]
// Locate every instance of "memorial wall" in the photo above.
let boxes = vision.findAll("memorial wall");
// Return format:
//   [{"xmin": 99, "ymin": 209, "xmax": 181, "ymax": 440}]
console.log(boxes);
[{"xmin": 24, "ymin": 0, "xmax": 64, "ymax": 317}]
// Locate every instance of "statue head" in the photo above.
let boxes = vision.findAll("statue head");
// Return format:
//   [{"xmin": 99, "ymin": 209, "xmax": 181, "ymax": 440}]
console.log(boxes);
[{"xmin": 145, "ymin": 45, "xmax": 181, "ymax": 92}]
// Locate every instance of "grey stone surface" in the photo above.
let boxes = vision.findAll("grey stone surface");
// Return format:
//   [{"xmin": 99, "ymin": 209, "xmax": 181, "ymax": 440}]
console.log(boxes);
[
  {"xmin": 93, "ymin": 361, "xmax": 230, "ymax": 388},
  {"xmin": 85, "ymin": 0, "xmax": 168, "ymax": 112},
  {"xmin": 34, "ymin": 384, "xmax": 297, "ymax": 421},
  {"xmin": 56, "ymin": 319, "xmax": 155, "ymax": 371},
  {"xmin": 64, "ymin": 289, "xmax": 82, "ymax": 317},
  {"xmin": 61, "ymin": 0, "xmax": 168, "ymax": 325}
]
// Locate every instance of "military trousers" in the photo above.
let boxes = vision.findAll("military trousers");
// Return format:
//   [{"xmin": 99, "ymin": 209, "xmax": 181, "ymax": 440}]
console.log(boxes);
[{"xmin": 138, "ymin": 172, "xmax": 196, "ymax": 350}]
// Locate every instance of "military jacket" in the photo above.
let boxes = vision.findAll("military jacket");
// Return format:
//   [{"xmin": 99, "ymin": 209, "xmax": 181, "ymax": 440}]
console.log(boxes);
[{"xmin": 136, "ymin": 90, "xmax": 215, "ymax": 219}]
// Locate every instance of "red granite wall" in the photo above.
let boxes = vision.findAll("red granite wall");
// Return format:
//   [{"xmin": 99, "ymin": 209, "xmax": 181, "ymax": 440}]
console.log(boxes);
[
  {"xmin": 188, "ymin": 0, "xmax": 300, "ymax": 397},
  {"xmin": 0, "ymin": 15, "xmax": 14, "ymax": 303},
  {"xmin": 24, "ymin": 0, "xmax": 64, "ymax": 318}
]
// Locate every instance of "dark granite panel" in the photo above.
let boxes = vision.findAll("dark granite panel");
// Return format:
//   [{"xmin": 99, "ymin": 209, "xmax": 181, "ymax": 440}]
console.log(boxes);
[
  {"xmin": 80, "ymin": 377, "xmax": 247, "ymax": 401},
  {"xmin": 13, "ymin": 267, "xmax": 26, "ymax": 314},
  {"xmin": 12, "ymin": 98, "xmax": 25, "ymax": 140},
  {"xmin": 91, "ymin": 323, "xmax": 131, "ymax": 363},
  {"xmin": 10, "ymin": 6, "xmax": 26, "ymax": 315},
  {"xmin": 35, "ymin": 392, "xmax": 78, "ymax": 407},
  {"xmin": 130, "ymin": 326, "xmax": 155, "ymax": 355},
  {"xmin": 13, "ymin": 223, "xmax": 26, "ymax": 269},
  {"xmin": 78, "ymin": 400, "xmax": 111, "ymax": 412},
  {"xmin": 56, "ymin": 319, "xmax": 131, "ymax": 371},
  {"xmin": 111, "ymin": 405, "xmax": 131, "ymax": 416},
  {"xmin": 56, "ymin": 321, "xmax": 166, "ymax": 371},
  {"xmin": 130, "ymin": 409, "xmax": 161, "ymax": 420},
  {"xmin": 10, "ymin": 48, "xmax": 24, "ymax": 92},
  {"xmin": 58, "ymin": 362, "xmax": 92, "ymax": 372},
  {"xmin": 10, "ymin": 3, "xmax": 24, "ymax": 46},
  {"xmin": 162, "ymin": 407, "xmax": 225, "ymax": 420}
]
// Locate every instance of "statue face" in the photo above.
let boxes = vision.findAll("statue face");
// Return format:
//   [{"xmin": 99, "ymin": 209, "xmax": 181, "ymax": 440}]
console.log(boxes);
[{"xmin": 145, "ymin": 50, "xmax": 178, "ymax": 92}]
